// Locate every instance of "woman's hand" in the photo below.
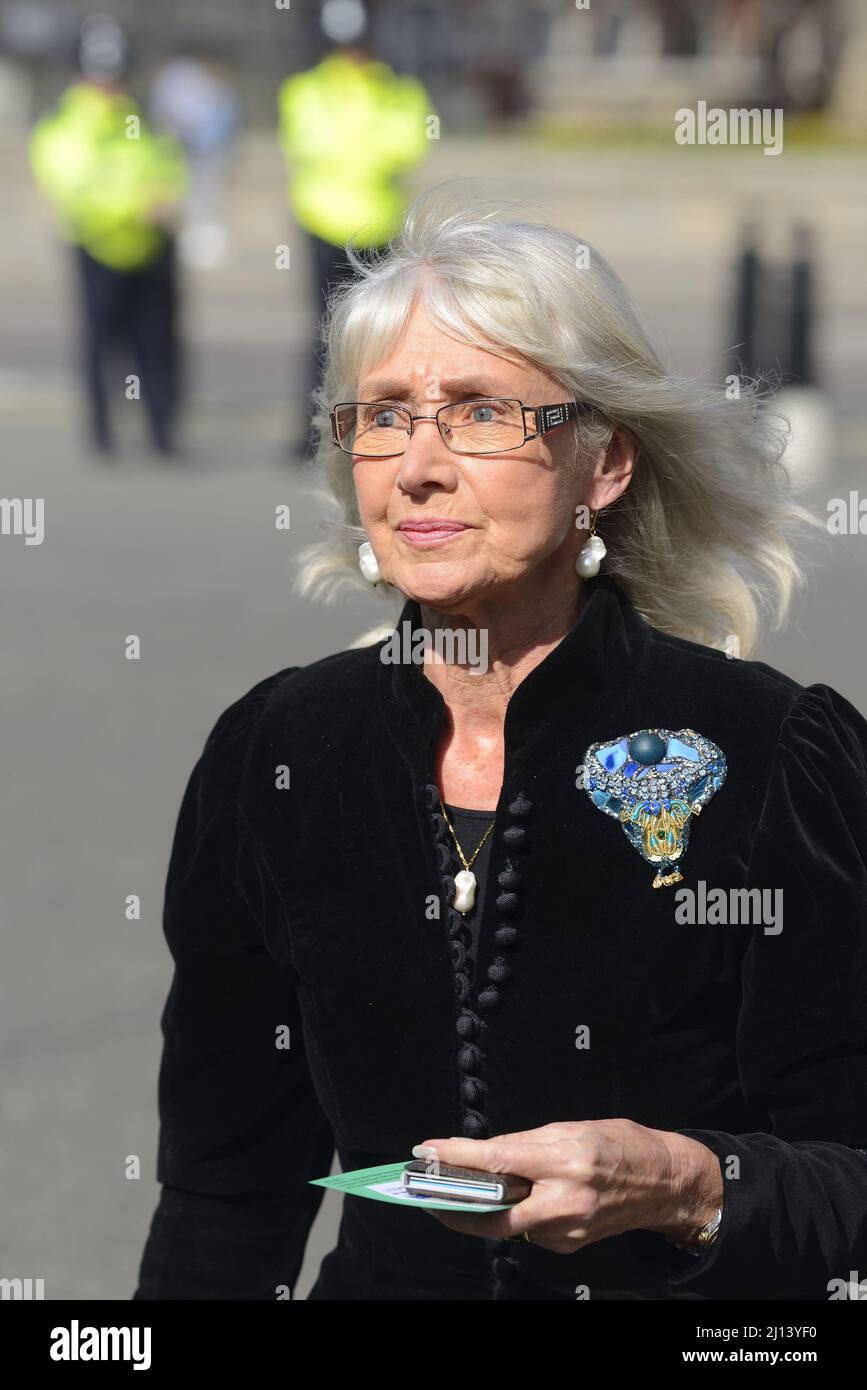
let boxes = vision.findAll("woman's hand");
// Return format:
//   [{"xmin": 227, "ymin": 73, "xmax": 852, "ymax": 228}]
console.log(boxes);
[{"xmin": 415, "ymin": 1119, "xmax": 723, "ymax": 1254}]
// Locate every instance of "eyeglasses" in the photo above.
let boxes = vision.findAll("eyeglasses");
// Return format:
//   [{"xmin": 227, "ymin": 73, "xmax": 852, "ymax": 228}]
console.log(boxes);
[{"xmin": 330, "ymin": 397, "xmax": 585, "ymax": 458}]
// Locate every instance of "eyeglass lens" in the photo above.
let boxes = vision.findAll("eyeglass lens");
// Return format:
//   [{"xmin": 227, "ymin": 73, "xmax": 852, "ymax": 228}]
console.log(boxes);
[{"xmin": 335, "ymin": 399, "xmax": 525, "ymax": 456}]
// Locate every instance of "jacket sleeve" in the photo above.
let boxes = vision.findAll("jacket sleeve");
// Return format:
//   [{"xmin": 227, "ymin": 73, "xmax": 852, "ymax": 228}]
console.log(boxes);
[
  {"xmin": 133, "ymin": 675, "xmax": 336, "ymax": 1299},
  {"xmin": 662, "ymin": 682, "xmax": 867, "ymax": 1299}
]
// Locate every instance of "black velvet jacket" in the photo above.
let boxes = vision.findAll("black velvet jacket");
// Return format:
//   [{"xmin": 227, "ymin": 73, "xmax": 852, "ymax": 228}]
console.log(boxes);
[{"xmin": 133, "ymin": 575, "xmax": 867, "ymax": 1301}]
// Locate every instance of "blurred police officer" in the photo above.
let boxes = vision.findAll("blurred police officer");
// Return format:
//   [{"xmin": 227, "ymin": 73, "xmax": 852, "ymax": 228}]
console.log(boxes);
[
  {"xmin": 278, "ymin": 0, "xmax": 433, "ymax": 457},
  {"xmin": 30, "ymin": 15, "xmax": 187, "ymax": 456}
]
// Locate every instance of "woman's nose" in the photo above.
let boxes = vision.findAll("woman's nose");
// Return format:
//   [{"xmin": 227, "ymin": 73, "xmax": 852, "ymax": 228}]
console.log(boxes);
[{"xmin": 397, "ymin": 417, "xmax": 456, "ymax": 486}]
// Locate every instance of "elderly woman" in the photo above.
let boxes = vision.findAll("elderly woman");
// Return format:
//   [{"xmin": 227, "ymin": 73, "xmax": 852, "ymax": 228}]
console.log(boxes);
[{"xmin": 134, "ymin": 190, "xmax": 867, "ymax": 1301}]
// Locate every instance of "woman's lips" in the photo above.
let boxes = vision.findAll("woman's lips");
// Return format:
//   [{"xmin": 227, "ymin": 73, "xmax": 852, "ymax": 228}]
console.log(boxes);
[{"xmin": 397, "ymin": 521, "xmax": 470, "ymax": 548}]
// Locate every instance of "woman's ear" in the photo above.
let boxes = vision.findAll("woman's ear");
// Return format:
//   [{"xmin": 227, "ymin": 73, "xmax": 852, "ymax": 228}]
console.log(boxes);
[{"xmin": 587, "ymin": 428, "xmax": 636, "ymax": 512}]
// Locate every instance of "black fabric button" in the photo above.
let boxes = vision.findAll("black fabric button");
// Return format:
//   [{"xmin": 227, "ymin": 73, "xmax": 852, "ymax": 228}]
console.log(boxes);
[
  {"xmin": 456, "ymin": 1010, "xmax": 479, "ymax": 1039},
  {"xmin": 477, "ymin": 987, "xmax": 502, "ymax": 1012},
  {"xmin": 461, "ymin": 1110, "xmax": 489, "ymax": 1138},
  {"xmin": 495, "ymin": 891, "xmax": 520, "ymax": 915},
  {"xmin": 430, "ymin": 813, "xmax": 450, "ymax": 843},
  {"xmin": 441, "ymin": 874, "xmax": 456, "ymax": 906},
  {"xmin": 487, "ymin": 959, "xmax": 511, "ymax": 984},
  {"xmin": 454, "ymin": 972, "xmax": 471, "ymax": 1005},
  {"xmin": 508, "ymin": 794, "xmax": 533, "ymax": 818},
  {"xmin": 457, "ymin": 1044, "xmax": 482, "ymax": 1072},
  {"xmin": 494, "ymin": 925, "xmax": 520, "ymax": 950},
  {"xmin": 436, "ymin": 843, "xmax": 452, "ymax": 873},
  {"xmin": 485, "ymin": 1237, "xmax": 516, "ymax": 1255},
  {"xmin": 420, "ymin": 783, "xmax": 440, "ymax": 809},
  {"xmin": 460, "ymin": 1077, "xmax": 486, "ymax": 1106},
  {"xmin": 446, "ymin": 908, "xmax": 466, "ymax": 933},
  {"xmin": 492, "ymin": 1256, "xmax": 521, "ymax": 1283},
  {"xmin": 497, "ymin": 867, "xmax": 522, "ymax": 889},
  {"xmin": 451, "ymin": 941, "xmax": 467, "ymax": 970},
  {"xmin": 502, "ymin": 826, "xmax": 527, "ymax": 849}
]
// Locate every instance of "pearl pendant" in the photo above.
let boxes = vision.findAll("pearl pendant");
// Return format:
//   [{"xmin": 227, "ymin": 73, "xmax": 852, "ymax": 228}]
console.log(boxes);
[
  {"xmin": 575, "ymin": 534, "xmax": 607, "ymax": 578},
  {"xmin": 453, "ymin": 869, "xmax": 477, "ymax": 914},
  {"xmin": 358, "ymin": 541, "xmax": 382, "ymax": 584}
]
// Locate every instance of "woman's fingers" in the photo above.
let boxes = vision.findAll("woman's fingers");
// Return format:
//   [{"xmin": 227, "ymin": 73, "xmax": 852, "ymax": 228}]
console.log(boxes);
[
  {"xmin": 416, "ymin": 1132, "xmax": 572, "ymax": 1181},
  {"xmin": 423, "ymin": 1206, "xmax": 521, "ymax": 1241},
  {"xmin": 425, "ymin": 1186, "xmax": 593, "ymax": 1252}
]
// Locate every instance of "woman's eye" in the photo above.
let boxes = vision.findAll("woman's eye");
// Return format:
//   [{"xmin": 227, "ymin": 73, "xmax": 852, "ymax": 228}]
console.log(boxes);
[
  {"xmin": 373, "ymin": 408, "xmax": 397, "ymax": 427},
  {"xmin": 471, "ymin": 404, "xmax": 495, "ymax": 423}
]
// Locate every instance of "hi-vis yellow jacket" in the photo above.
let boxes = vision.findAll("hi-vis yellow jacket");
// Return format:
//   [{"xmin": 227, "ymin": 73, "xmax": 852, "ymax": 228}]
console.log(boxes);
[
  {"xmin": 278, "ymin": 53, "xmax": 432, "ymax": 248},
  {"xmin": 30, "ymin": 82, "xmax": 186, "ymax": 271}
]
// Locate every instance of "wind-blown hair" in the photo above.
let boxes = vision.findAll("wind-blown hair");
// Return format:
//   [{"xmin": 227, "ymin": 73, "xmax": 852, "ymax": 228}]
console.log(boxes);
[{"xmin": 295, "ymin": 183, "xmax": 817, "ymax": 657}]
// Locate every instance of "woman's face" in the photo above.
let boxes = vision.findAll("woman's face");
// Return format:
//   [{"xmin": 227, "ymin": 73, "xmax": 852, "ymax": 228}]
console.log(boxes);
[{"xmin": 352, "ymin": 300, "xmax": 629, "ymax": 613}]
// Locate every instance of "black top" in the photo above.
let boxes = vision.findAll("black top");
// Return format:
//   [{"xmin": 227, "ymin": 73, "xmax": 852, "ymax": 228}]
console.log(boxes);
[
  {"xmin": 133, "ymin": 574, "xmax": 867, "ymax": 1301},
  {"xmin": 442, "ymin": 804, "xmax": 496, "ymax": 987}
]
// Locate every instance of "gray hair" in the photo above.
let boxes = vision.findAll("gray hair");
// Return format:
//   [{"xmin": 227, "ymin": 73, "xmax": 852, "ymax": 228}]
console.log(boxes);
[{"xmin": 295, "ymin": 183, "xmax": 818, "ymax": 657}]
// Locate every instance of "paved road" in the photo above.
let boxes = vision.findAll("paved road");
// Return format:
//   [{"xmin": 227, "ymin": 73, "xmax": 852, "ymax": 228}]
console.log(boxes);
[{"xmin": 1, "ymin": 131, "xmax": 865, "ymax": 1299}]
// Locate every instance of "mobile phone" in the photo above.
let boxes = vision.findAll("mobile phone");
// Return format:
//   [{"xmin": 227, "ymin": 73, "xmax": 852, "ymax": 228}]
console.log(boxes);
[{"xmin": 401, "ymin": 1159, "xmax": 532, "ymax": 1205}]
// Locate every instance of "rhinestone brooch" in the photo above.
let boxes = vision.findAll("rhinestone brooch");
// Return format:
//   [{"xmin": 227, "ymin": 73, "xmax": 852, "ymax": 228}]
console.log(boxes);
[{"xmin": 582, "ymin": 727, "xmax": 727, "ymax": 888}]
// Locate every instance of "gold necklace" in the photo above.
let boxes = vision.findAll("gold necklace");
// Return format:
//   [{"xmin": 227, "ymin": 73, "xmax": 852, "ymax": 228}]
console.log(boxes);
[{"xmin": 440, "ymin": 802, "xmax": 496, "ymax": 915}]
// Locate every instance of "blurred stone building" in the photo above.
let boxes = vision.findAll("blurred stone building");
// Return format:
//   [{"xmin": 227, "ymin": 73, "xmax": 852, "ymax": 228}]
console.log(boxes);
[{"xmin": 0, "ymin": 0, "xmax": 863, "ymax": 133}]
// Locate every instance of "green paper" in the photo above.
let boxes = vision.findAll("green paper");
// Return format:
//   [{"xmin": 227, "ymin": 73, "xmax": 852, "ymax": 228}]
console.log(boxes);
[{"xmin": 310, "ymin": 1161, "xmax": 510, "ymax": 1212}]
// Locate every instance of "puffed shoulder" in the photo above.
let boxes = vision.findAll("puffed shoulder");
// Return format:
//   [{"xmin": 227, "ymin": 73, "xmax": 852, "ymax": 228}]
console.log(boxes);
[
  {"xmin": 189, "ymin": 667, "xmax": 305, "ymax": 807},
  {"xmin": 746, "ymin": 679, "xmax": 867, "ymax": 898},
  {"xmin": 167, "ymin": 655, "xmax": 379, "ymax": 964},
  {"xmin": 197, "ymin": 644, "xmax": 383, "ymax": 777},
  {"xmin": 163, "ymin": 668, "xmax": 304, "ymax": 963},
  {"xmin": 201, "ymin": 668, "xmax": 299, "ymax": 756},
  {"xmin": 777, "ymin": 681, "xmax": 867, "ymax": 777}
]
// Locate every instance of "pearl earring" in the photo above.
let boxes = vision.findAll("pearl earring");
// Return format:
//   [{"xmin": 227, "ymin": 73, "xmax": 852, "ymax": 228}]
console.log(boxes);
[
  {"xmin": 358, "ymin": 540, "xmax": 382, "ymax": 585},
  {"xmin": 575, "ymin": 509, "xmax": 607, "ymax": 578}
]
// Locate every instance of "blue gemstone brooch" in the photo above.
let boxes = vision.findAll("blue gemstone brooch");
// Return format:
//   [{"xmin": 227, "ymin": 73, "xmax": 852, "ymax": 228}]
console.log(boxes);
[{"xmin": 581, "ymin": 728, "xmax": 727, "ymax": 888}]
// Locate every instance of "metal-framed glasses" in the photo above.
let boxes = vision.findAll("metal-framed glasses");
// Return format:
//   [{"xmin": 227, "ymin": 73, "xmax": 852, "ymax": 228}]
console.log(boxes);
[{"xmin": 330, "ymin": 397, "xmax": 585, "ymax": 458}]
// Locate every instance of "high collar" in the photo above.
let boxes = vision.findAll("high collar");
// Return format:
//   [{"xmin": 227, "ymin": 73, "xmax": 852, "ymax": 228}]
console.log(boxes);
[{"xmin": 376, "ymin": 574, "xmax": 651, "ymax": 787}]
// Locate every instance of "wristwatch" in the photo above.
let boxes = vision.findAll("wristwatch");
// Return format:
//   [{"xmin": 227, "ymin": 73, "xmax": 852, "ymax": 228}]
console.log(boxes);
[{"xmin": 671, "ymin": 1206, "xmax": 723, "ymax": 1256}]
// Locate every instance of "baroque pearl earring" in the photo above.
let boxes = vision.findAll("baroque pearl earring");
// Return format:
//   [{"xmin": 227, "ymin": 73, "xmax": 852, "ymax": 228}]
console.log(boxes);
[
  {"xmin": 575, "ymin": 509, "xmax": 607, "ymax": 578},
  {"xmin": 358, "ymin": 540, "xmax": 382, "ymax": 585}
]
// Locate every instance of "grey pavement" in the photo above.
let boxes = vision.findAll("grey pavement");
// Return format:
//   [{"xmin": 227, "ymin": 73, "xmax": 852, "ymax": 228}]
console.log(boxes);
[{"xmin": 1, "ymin": 131, "xmax": 866, "ymax": 1299}]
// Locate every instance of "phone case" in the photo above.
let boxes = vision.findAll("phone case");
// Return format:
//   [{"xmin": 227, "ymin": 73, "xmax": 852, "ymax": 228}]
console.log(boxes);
[{"xmin": 402, "ymin": 1159, "xmax": 532, "ymax": 1204}]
